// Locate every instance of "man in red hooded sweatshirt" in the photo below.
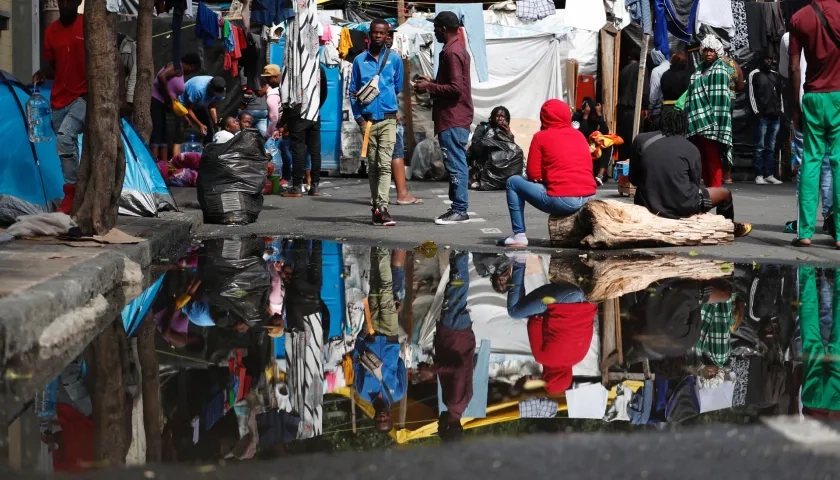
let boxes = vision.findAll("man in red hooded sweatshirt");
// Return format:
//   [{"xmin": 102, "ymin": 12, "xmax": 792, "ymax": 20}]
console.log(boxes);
[
  {"xmin": 502, "ymin": 254, "xmax": 595, "ymax": 393},
  {"xmin": 500, "ymin": 99, "xmax": 596, "ymax": 247}
]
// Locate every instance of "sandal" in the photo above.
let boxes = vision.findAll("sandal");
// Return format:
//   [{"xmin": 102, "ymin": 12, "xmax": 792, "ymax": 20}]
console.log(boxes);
[
  {"xmin": 396, "ymin": 198, "xmax": 424, "ymax": 205},
  {"xmin": 734, "ymin": 222, "xmax": 752, "ymax": 238},
  {"xmin": 791, "ymin": 238, "xmax": 811, "ymax": 247}
]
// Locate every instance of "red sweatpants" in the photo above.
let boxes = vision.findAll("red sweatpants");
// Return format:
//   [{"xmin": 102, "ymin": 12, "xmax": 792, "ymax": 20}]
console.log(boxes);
[{"xmin": 691, "ymin": 137, "xmax": 723, "ymax": 188}]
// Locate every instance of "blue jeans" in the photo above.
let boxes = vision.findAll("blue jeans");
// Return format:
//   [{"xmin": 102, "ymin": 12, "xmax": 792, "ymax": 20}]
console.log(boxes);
[
  {"xmin": 439, "ymin": 127, "xmax": 470, "ymax": 215},
  {"xmin": 506, "ymin": 175, "xmax": 591, "ymax": 234},
  {"xmin": 754, "ymin": 116, "xmax": 780, "ymax": 177},
  {"xmin": 506, "ymin": 263, "xmax": 586, "ymax": 319},
  {"xmin": 52, "ymin": 97, "xmax": 87, "ymax": 184},
  {"xmin": 440, "ymin": 251, "xmax": 472, "ymax": 331},
  {"xmin": 278, "ymin": 138, "xmax": 311, "ymax": 180}
]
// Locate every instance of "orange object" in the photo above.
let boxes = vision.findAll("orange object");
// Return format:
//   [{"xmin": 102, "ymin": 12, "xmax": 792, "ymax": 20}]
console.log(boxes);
[
  {"xmin": 363, "ymin": 297, "xmax": 374, "ymax": 335},
  {"xmin": 360, "ymin": 121, "xmax": 373, "ymax": 157},
  {"xmin": 575, "ymin": 74, "xmax": 596, "ymax": 109},
  {"xmin": 588, "ymin": 131, "xmax": 624, "ymax": 160}
]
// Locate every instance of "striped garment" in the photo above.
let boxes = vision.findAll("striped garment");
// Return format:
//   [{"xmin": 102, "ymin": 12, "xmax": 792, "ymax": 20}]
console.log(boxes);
[
  {"xmin": 286, "ymin": 312, "xmax": 324, "ymax": 439},
  {"xmin": 694, "ymin": 298, "xmax": 735, "ymax": 368},
  {"xmin": 686, "ymin": 59, "xmax": 733, "ymax": 149},
  {"xmin": 281, "ymin": 0, "xmax": 321, "ymax": 121}
]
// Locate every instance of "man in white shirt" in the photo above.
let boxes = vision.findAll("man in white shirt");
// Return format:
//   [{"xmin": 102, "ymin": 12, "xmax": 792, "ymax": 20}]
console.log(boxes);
[{"xmin": 780, "ymin": 31, "xmax": 833, "ymax": 226}]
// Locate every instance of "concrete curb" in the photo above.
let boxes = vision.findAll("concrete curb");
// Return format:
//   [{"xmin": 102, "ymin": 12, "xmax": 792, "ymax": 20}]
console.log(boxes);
[{"xmin": 0, "ymin": 210, "xmax": 203, "ymax": 408}]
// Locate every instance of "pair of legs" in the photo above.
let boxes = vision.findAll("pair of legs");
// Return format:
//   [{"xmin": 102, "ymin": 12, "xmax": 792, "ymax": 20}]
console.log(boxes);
[
  {"xmin": 754, "ymin": 116, "xmax": 781, "ymax": 182},
  {"xmin": 506, "ymin": 260, "xmax": 586, "ymax": 319},
  {"xmin": 392, "ymin": 124, "xmax": 419, "ymax": 204},
  {"xmin": 796, "ymin": 92, "xmax": 840, "ymax": 247},
  {"xmin": 502, "ymin": 175, "xmax": 590, "ymax": 246},
  {"xmin": 150, "ymin": 98, "xmax": 169, "ymax": 163},
  {"xmin": 287, "ymin": 110, "xmax": 321, "ymax": 191},
  {"xmin": 437, "ymin": 127, "xmax": 470, "ymax": 223},
  {"xmin": 366, "ymin": 119, "xmax": 397, "ymax": 212},
  {"xmin": 797, "ymin": 267, "xmax": 840, "ymax": 413},
  {"xmin": 278, "ymin": 137, "xmax": 310, "ymax": 185},
  {"xmin": 692, "ymin": 136, "xmax": 724, "ymax": 188},
  {"xmin": 594, "ymin": 146, "xmax": 612, "ymax": 183},
  {"xmin": 52, "ymin": 97, "xmax": 86, "ymax": 213},
  {"xmin": 701, "ymin": 187, "xmax": 752, "ymax": 237},
  {"xmin": 369, "ymin": 246, "xmax": 399, "ymax": 336}
]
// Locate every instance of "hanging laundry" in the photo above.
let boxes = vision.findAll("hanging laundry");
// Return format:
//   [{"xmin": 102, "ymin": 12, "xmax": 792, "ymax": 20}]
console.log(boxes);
[
  {"xmin": 434, "ymin": 3, "xmax": 489, "ymax": 83},
  {"xmin": 251, "ymin": 0, "xmax": 296, "ymax": 27},
  {"xmin": 281, "ymin": 0, "xmax": 321, "ymax": 121},
  {"xmin": 345, "ymin": 29, "xmax": 369, "ymax": 63},
  {"xmin": 729, "ymin": 0, "xmax": 748, "ymax": 51},
  {"xmin": 106, "ymin": 0, "xmax": 120, "ymax": 13},
  {"xmin": 696, "ymin": 0, "xmax": 735, "ymax": 37},
  {"xmin": 320, "ymin": 22, "xmax": 333, "ymax": 44},
  {"xmin": 196, "ymin": 2, "xmax": 220, "ymax": 47},
  {"xmin": 515, "ymin": 0, "xmax": 555, "ymax": 22},
  {"xmin": 653, "ymin": 0, "xmax": 671, "ymax": 58},
  {"xmin": 338, "ymin": 27, "xmax": 352, "ymax": 59},
  {"xmin": 745, "ymin": 2, "xmax": 784, "ymax": 58},
  {"xmin": 626, "ymin": 0, "xmax": 652, "ymax": 34},
  {"xmin": 319, "ymin": 44, "xmax": 340, "ymax": 66},
  {"xmin": 223, "ymin": 20, "xmax": 235, "ymax": 52},
  {"xmin": 225, "ymin": 26, "xmax": 245, "ymax": 77},
  {"xmin": 663, "ymin": 0, "xmax": 698, "ymax": 43}
]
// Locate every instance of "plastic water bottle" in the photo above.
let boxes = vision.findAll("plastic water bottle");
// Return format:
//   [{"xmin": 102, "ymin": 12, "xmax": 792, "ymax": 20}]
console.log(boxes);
[
  {"xmin": 264, "ymin": 138, "xmax": 281, "ymax": 171},
  {"xmin": 34, "ymin": 378, "xmax": 59, "ymax": 420},
  {"xmin": 182, "ymin": 134, "xmax": 203, "ymax": 154},
  {"xmin": 26, "ymin": 86, "xmax": 53, "ymax": 143}
]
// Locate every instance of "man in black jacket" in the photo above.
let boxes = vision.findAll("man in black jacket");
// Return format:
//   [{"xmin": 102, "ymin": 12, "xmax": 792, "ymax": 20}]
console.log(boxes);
[
  {"xmin": 629, "ymin": 108, "xmax": 752, "ymax": 237},
  {"xmin": 748, "ymin": 52, "xmax": 785, "ymax": 185}
]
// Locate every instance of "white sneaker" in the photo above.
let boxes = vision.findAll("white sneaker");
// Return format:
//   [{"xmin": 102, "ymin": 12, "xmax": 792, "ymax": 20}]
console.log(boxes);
[
  {"xmin": 765, "ymin": 175, "xmax": 783, "ymax": 185},
  {"xmin": 754, "ymin": 175, "xmax": 768, "ymax": 185}
]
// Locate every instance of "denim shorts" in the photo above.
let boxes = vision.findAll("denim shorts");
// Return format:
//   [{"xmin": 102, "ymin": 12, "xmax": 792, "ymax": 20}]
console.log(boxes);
[{"xmin": 392, "ymin": 124, "xmax": 405, "ymax": 160}]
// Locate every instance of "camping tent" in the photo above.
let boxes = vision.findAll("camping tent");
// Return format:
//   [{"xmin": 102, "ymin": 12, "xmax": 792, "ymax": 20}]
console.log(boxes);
[
  {"xmin": 0, "ymin": 71, "xmax": 65, "ymax": 223},
  {"xmin": 38, "ymin": 85, "xmax": 178, "ymax": 217}
]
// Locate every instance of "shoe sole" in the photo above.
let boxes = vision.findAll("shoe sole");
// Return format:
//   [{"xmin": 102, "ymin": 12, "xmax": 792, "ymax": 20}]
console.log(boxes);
[
  {"xmin": 435, "ymin": 218, "xmax": 471, "ymax": 225},
  {"xmin": 372, "ymin": 221, "xmax": 396, "ymax": 227},
  {"xmin": 282, "ymin": 193, "xmax": 303, "ymax": 197}
]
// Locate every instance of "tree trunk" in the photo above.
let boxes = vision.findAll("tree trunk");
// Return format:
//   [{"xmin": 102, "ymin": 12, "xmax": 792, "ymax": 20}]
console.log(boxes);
[
  {"xmin": 88, "ymin": 320, "xmax": 131, "ymax": 466},
  {"xmin": 74, "ymin": 0, "xmax": 126, "ymax": 235},
  {"xmin": 548, "ymin": 200, "xmax": 734, "ymax": 249},
  {"xmin": 548, "ymin": 254, "xmax": 734, "ymax": 303},
  {"xmin": 137, "ymin": 317, "xmax": 162, "ymax": 462},
  {"xmin": 132, "ymin": 0, "xmax": 155, "ymax": 142}
]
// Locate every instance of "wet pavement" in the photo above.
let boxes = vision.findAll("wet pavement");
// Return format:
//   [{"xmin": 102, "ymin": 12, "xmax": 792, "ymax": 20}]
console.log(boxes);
[{"xmin": 1, "ymin": 237, "xmax": 838, "ymax": 474}]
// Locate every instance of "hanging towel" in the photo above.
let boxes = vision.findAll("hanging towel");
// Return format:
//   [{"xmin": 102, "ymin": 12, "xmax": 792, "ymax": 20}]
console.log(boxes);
[
  {"xmin": 320, "ymin": 22, "xmax": 333, "ymax": 43},
  {"xmin": 696, "ymin": 0, "xmax": 734, "ymax": 37},
  {"xmin": 338, "ymin": 27, "xmax": 352, "ymax": 58},
  {"xmin": 626, "ymin": 0, "xmax": 652, "ymax": 34},
  {"xmin": 196, "ymin": 2, "xmax": 220, "ymax": 47},
  {"xmin": 664, "ymin": 0, "xmax": 698, "ymax": 43},
  {"xmin": 516, "ymin": 0, "xmax": 555, "ymax": 22},
  {"xmin": 434, "ymin": 3, "xmax": 489, "ymax": 83}
]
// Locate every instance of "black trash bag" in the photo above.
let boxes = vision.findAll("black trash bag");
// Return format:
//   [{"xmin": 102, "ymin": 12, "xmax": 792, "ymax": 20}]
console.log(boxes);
[
  {"xmin": 468, "ymin": 127, "xmax": 524, "ymax": 191},
  {"xmin": 197, "ymin": 128, "xmax": 269, "ymax": 225}
]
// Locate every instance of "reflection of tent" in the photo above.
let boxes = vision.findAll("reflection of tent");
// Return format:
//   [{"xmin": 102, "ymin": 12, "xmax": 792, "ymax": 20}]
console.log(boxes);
[
  {"xmin": 122, "ymin": 273, "xmax": 167, "ymax": 337},
  {"xmin": 36, "ymin": 85, "xmax": 178, "ymax": 217},
  {"xmin": 0, "ymin": 71, "xmax": 64, "ymax": 222}
]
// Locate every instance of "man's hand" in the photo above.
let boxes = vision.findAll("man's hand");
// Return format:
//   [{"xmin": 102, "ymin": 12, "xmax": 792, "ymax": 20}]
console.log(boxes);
[
  {"xmin": 416, "ymin": 363, "xmax": 436, "ymax": 382},
  {"xmin": 198, "ymin": 123, "xmax": 208, "ymax": 136},
  {"xmin": 414, "ymin": 76, "xmax": 431, "ymax": 94},
  {"xmin": 356, "ymin": 117, "xmax": 367, "ymax": 130}
]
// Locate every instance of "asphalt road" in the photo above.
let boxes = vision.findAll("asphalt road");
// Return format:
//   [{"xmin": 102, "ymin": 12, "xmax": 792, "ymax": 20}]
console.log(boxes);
[{"xmin": 175, "ymin": 178, "xmax": 840, "ymax": 265}]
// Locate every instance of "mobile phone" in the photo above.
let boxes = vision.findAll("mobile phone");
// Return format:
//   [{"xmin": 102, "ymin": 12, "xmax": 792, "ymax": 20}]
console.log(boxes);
[{"xmin": 412, "ymin": 74, "xmax": 422, "ymax": 82}]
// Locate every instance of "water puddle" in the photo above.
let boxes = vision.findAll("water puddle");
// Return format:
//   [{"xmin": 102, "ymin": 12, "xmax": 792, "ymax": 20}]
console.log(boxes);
[{"xmin": 0, "ymin": 237, "xmax": 827, "ymax": 472}]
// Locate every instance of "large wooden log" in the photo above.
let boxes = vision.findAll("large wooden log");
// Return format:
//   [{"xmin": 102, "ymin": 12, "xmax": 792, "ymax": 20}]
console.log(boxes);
[
  {"xmin": 548, "ymin": 254, "xmax": 733, "ymax": 303},
  {"xmin": 549, "ymin": 200, "xmax": 734, "ymax": 249}
]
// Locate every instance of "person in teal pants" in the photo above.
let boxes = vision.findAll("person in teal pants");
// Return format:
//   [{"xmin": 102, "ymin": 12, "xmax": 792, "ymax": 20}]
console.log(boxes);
[{"xmin": 798, "ymin": 266, "xmax": 840, "ymax": 418}]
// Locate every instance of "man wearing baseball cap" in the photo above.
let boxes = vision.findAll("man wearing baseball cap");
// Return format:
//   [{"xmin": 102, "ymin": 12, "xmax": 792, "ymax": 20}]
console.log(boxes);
[
  {"xmin": 179, "ymin": 75, "xmax": 227, "ymax": 139},
  {"xmin": 415, "ymin": 12, "xmax": 474, "ymax": 225}
]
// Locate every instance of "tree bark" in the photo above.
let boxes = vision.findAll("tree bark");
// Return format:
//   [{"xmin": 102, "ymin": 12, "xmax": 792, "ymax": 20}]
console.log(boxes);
[
  {"xmin": 132, "ymin": 0, "xmax": 155, "ymax": 142},
  {"xmin": 137, "ymin": 317, "xmax": 162, "ymax": 462},
  {"xmin": 74, "ymin": 0, "xmax": 126, "ymax": 235},
  {"xmin": 548, "ymin": 200, "xmax": 735, "ymax": 249},
  {"xmin": 88, "ymin": 320, "xmax": 131, "ymax": 466}
]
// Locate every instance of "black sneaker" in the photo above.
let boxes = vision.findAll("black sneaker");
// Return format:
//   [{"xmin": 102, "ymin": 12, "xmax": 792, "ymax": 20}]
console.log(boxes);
[
  {"xmin": 595, "ymin": 174, "xmax": 605, "ymax": 186},
  {"xmin": 372, "ymin": 208, "xmax": 396, "ymax": 226},
  {"xmin": 282, "ymin": 185, "xmax": 305, "ymax": 197},
  {"xmin": 435, "ymin": 210, "xmax": 470, "ymax": 225},
  {"xmin": 308, "ymin": 183, "xmax": 320, "ymax": 196}
]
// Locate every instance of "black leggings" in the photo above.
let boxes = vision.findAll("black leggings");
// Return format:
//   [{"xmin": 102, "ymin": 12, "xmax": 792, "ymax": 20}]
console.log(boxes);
[{"xmin": 150, "ymin": 99, "xmax": 169, "ymax": 148}]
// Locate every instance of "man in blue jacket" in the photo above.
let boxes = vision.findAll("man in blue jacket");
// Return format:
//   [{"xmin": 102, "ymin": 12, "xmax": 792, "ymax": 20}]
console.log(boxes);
[
  {"xmin": 350, "ymin": 18, "xmax": 404, "ymax": 227},
  {"xmin": 354, "ymin": 247, "xmax": 406, "ymax": 433}
]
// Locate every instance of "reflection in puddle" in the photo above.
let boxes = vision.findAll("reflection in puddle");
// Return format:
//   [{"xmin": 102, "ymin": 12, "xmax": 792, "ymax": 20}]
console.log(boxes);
[{"xmin": 3, "ymin": 238, "xmax": 831, "ymax": 472}]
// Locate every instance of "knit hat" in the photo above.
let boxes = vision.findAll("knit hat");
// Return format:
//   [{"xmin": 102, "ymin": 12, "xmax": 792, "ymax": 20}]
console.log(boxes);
[{"xmin": 701, "ymin": 35, "xmax": 725, "ymax": 58}]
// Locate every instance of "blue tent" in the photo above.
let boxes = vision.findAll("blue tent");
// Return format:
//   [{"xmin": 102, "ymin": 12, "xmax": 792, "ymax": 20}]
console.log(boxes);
[
  {"xmin": 122, "ymin": 273, "xmax": 167, "ymax": 337},
  {"xmin": 0, "ymin": 71, "xmax": 64, "ymax": 221},
  {"xmin": 40, "ymin": 82, "xmax": 178, "ymax": 217}
]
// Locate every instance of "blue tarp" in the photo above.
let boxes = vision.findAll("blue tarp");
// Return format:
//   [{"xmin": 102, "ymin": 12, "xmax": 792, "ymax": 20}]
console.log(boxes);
[
  {"xmin": 0, "ymin": 72, "xmax": 64, "ymax": 208},
  {"xmin": 122, "ymin": 273, "xmax": 167, "ymax": 337}
]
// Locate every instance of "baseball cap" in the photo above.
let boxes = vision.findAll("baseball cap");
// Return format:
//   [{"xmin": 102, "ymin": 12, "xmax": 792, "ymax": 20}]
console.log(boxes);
[
  {"xmin": 429, "ymin": 11, "xmax": 460, "ymax": 29},
  {"xmin": 209, "ymin": 76, "xmax": 226, "ymax": 95},
  {"xmin": 261, "ymin": 64, "xmax": 281, "ymax": 77}
]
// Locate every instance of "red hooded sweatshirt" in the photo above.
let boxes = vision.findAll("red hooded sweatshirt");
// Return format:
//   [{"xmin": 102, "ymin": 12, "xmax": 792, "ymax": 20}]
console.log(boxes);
[
  {"xmin": 526, "ymin": 99, "xmax": 597, "ymax": 198},
  {"xmin": 528, "ymin": 302, "xmax": 597, "ymax": 393}
]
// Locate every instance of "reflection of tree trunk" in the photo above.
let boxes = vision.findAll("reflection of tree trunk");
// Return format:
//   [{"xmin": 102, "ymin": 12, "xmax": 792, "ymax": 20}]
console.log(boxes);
[
  {"xmin": 137, "ymin": 317, "xmax": 161, "ymax": 462},
  {"xmin": 87, "ymin": 320, "xmax": 131, "ymax": 466},
  {"xmin": 75, "ymin": 0, "xmax": 126, "ymax": 234},
  {"xmin": 132, "ymin": 0, "xmax": 155, "ymax": 141}
]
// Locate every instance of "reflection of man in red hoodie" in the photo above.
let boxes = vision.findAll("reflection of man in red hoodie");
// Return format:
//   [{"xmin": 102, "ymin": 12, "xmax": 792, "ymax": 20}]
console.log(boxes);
[
  {"xmin": 499, "ymin": 99, "xmax": 596, "ymax": 247},
  {"xmin": 501, "ymin": 255, "xmax": 595, "ymax": 393}
]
